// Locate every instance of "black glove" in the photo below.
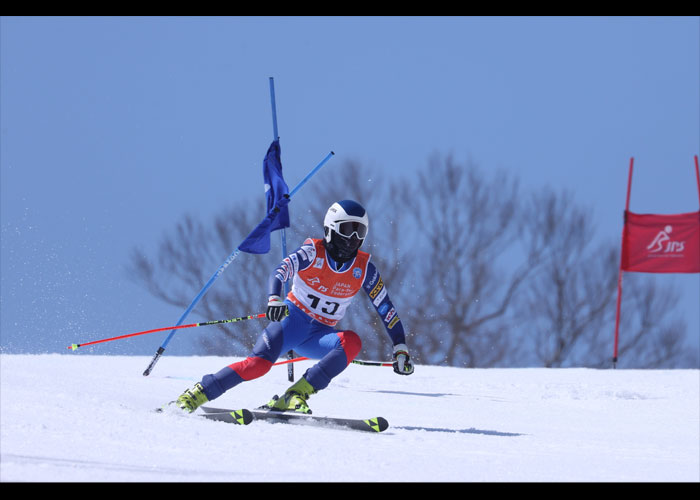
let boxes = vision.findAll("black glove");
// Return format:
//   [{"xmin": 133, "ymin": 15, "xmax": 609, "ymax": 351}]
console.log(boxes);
[
  {"xmin": 266, "ymin": 295, "xmax": 288, "ymax": 322},
  {"xmin": 392, "ymin": 343, "xmax": 414, "ymax": 375}
]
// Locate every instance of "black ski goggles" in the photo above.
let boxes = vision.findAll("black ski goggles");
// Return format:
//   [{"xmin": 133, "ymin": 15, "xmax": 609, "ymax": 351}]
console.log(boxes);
[{"xmin": 335, "ymin": 220, "xmax": 368, "ymax": 240}]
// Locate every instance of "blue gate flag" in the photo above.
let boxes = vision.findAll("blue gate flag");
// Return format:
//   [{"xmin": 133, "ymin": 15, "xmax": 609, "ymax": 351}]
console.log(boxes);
[{"xmin": 239, "ymin": 140, "xmax": 290, "ymax": 254}]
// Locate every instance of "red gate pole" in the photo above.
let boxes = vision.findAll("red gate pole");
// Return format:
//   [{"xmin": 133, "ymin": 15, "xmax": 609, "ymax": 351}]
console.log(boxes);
[
  {"xmin": 694, "ymin": 155, "xmax": 699, "ymax": 206},
  {"xmin": 613, "ymin": 157, "xmax": 634, "ymax": 367}
]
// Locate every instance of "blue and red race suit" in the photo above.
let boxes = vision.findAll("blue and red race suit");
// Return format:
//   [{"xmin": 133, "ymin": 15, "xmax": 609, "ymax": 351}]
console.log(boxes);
[{"xmin": 198, "ymin": 238, "xmax": 406, "ymax": 401}]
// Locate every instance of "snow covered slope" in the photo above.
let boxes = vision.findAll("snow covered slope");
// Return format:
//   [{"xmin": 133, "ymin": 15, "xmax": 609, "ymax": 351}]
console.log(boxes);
[{"xmin": 1, "ymin": 354, "xmax": 698, "ymax": 482}]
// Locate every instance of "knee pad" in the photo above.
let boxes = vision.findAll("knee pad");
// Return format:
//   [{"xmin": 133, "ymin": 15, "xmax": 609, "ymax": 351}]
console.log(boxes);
[
  {"xmin": 337, "ymin": 330, "xmax": 362, "ymax": 364},
  {"xmin": 229, "ymin": 356, "xmax": 272, "ymax": 381}
]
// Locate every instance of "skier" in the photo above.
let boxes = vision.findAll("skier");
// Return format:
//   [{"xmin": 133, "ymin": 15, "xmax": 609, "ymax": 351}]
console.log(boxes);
[{"xmin": 171, "ymin": 199, "xmax": 414, "ymax": 414}]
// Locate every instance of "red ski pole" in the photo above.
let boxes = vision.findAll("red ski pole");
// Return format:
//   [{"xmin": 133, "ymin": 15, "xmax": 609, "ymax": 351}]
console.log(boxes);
[{"xmin": 67, "ymin": 313, "xmax": 267, "ymax": 351}]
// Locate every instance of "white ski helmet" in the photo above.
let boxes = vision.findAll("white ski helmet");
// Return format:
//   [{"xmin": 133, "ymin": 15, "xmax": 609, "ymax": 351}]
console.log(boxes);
[{"xmin": 323, "ymin": 200, "xmax": 369, "ymax": 262}]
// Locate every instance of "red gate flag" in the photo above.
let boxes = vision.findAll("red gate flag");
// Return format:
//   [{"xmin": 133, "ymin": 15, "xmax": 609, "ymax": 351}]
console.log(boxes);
[
  {"xmin": 621, "ymin": 210, "xmax": 700, "ymax": 273},
  {"xmin": 613, "ymin": 155, "xmax": 700, "ymax": 365}
]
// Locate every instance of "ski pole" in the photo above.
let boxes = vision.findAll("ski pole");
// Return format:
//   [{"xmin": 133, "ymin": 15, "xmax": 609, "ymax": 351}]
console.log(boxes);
[
  {"xmin": 272, "ymin": 356, "xmax": 394, "ymax": 367},
  {"xmin": 351, "ymin": 359, "xmax": 395, "ymax": 367},
  {"xmin": 68, "ymin": 313, "xmax": 267, "ymax": 351}
]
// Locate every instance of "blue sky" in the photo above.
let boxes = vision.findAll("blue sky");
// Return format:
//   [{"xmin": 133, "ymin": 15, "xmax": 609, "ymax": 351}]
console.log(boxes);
[{"xmin": 1, "ymin": 16, "xmax": 698, "ymax": 361}]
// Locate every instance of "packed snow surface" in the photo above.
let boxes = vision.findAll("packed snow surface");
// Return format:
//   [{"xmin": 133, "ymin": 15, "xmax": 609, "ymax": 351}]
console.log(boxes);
[{"xmin": 1, "ymin": 354, "xmax": 698, "ymax": 482}]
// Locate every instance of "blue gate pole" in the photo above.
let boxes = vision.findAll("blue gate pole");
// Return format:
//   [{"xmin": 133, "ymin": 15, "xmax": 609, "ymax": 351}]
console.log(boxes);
[{"xmin": 269, "ymin": 77, "xmax": 295, "ymax": 382}]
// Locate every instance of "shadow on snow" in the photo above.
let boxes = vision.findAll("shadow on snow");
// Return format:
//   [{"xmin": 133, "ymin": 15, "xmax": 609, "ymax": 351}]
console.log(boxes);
[{"xmin": 392, "ymin": 425, "xmax": 523, "ymax": 436}]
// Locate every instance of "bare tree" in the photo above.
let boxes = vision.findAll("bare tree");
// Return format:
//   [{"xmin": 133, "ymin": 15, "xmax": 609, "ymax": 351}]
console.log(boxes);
[
  {"xmin": 128, "ymin": 155, "xmax": 694, "ymax": 368},
  {"xmin": 517, "ymin": 188, "xmax": 692, "ymax": 368},
  {"xmin": 517, "ymin": 189, "xmax": 618, "ymax": 366},
  {"xmin": 398, "ymin": 154, "xmax": 546, "ymax": 367},
  {"xmin": 613, "ymin": 274, "xmax": 695, "ymax": 368},
  {"xmin": 288, "ymin": 155, "xmax": 537, "ymax": 366},
  {"xmin": 127, "ymin": 159, "xmax": 406, "ymax": 360},
  {"xmin": 128, "ymin": 203, "xmax": 278, "ymax": 355}
]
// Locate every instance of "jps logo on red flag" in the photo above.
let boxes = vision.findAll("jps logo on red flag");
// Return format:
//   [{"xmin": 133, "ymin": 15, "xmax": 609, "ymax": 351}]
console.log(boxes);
[
  {"xmin": 621, "ymin": 211, "xmax": 700, "ymax": 273},
  {"xmin": 646, "ymin": 225, "xmax": 685, "ymax": 253}
]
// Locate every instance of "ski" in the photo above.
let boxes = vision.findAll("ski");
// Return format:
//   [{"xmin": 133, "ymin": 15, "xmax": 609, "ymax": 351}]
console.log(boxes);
[
  {"xmin": 200, "ymin": 406, "xmax": 388, "ymax": 433},
  {"xmin": 250, "ymin": 409, "xmax": 389, "ymax": 433},
  {"xmin": 156, "ymin": 405, "xmax": 254, "ymax": 425},
  {"xmin": 199, "ymin": 408, "xmax": 254, "ymax": 425}
]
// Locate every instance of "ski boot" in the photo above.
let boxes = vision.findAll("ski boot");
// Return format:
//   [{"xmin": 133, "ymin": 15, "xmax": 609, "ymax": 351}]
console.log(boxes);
[
  {"xmin": 263, "ymin": 377, "xmax": 317, "ymax": 414},
  {"xmin": 174, "ymin": 383, "xmax": 209, "ymax": 413}
]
